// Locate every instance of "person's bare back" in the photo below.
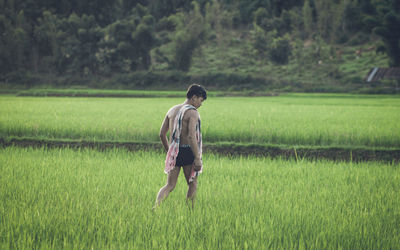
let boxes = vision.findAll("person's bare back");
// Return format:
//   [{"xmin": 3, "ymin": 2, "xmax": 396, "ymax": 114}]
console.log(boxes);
[{"xmin": 166, "ymin": 104, "xmax": 201, "ymax": 160}]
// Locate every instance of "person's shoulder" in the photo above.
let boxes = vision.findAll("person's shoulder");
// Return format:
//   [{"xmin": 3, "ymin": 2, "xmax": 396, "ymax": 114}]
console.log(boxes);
[
  {"xmin": 168, "ymin": 104, "xmax": 181, "ymax": 112},
  {"xmin": 167, "ymin": 104, "xmax": 182, "ymax": 116},
  {"xmin": 185, "ymin": 108, "xmax": 199, "ymax": 118}
]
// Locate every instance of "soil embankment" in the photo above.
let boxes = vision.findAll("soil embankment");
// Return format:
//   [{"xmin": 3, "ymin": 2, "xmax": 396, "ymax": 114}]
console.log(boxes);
[{"xmin": 1, "ymin": 138, "xmax": 399, "ymax": 163}]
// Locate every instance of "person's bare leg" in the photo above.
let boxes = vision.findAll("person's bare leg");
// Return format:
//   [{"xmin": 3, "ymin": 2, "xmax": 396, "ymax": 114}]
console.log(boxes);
[
  {"xmin": 154, "ymin": 167, "xmax": 180, "ymax": 208},
  {"xmin": 183, "ymin": 165, "xmax": 197, "ymax": 209}
]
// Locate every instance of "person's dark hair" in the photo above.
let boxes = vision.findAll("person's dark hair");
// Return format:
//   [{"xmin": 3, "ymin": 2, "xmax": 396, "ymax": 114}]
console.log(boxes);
[{"xmin": 186, "ymin": 84, "xmax": 207, "ymax": 100}]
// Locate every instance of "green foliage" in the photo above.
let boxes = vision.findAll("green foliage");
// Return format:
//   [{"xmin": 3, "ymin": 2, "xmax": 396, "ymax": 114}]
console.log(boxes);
[
  {"xmin": 132, "ymin": 16, "xmax": 156, "ymax": 70},
  {"xmin": 149, "ymin": 0, "xmax": 210, "ymax": 19},
  {"xmin": 253, "ymin": 7, "xmax": 270, "ymax": 27},
  {"xmin": 253, "ymin": 7, "xmax": 292, "ymax": 36},
  {"xmin": 1, "ymin": 2, "xmax": 158, "ymax": 78},
  {"xmin": 342, "ymin": 1, "xmax": 364, "ymax": 33},
  {"xmin": 250, "ymin": 24, "xmax": 268, "ymax": 55},
  {"xmin": 251, "ymin": 27, "xmax": 292, "ymax": 65},
  {"xmin": 302, "ymin": 0, "xmax": 314, "ymax": 38},
  {"xmin": 32, "ymin": 11, "xmax": 104, "ymax": 75},
  {"xmin": 373, "ymin": 13, "xmax": 400, "ymax": 66},
  {"xmin": 205, "ymin": 0, "xmax": 231, "ymax": 40},
  {"xmin": 314, "ymin": 0, "xmax": 337, "ymax": 41},
  {"xmin": 64, "ymin": 14, "xmax": 103, "ymax": 75},
  {"xmin": 268, "ymin": 34, "xmax": 291, "ymax": 65},
  {"xmin": 0, "ymin": 10, "xmax": 30, "ymax": 74},
  {"xmin": 236, "ymin": 0, "xmax": 270, "ymax": 24},
  {"xmin": 97, "ymin": 6, "xmax": 156, "ymax": 73},
  {"xmin": 170, "ymin": 2, "xmax": 207, "ymax": 72},
  {"xmin": 0, "ymin": 0, "xmax": 398, "ymax": 89},
  {"xmin": 230, "ymin": 0, "xmax": 304, "ymax": 24},
  {"xmin": 364, "ymin": 0, "xmax": 400, "ymax": 66}
]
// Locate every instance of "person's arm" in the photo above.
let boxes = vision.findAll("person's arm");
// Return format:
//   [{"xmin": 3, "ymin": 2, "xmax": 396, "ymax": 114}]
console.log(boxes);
[
  {"xmin": 187, "ymin": 110, "xmax": 202, "ymax": 171},
  {"xmin": 159, "ymin": 114, "xmax": 169, "ymax": 152}
]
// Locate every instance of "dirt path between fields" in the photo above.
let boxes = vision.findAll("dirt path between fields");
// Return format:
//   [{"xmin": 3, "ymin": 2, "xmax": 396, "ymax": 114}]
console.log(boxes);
[{"xmin": 1, "ymin": 138, "xmax": 399, "ymax": 163}]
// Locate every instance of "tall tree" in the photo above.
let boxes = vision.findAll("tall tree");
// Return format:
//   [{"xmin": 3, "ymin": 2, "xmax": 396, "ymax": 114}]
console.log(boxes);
[
  {"xmin": 302, "ymin": 0, "xmax": 314, "ymax": 38},
  {"xmin": 33, "ymin": 11, "xmax": 62, "ymax": 73},
  {"xmin": 170, "ymin": 2, "xmax": 207, "ymax": 71},
  {"xmin": 132, "ymin": 15, "xmax": 156, "ymax": 70},
  {"xmin": 97, "ymin": 5, "xmax": 155, "ymax": 73},
  {"xmin": 365, "ymin": 0, "xmax": 400, "ymax": 66},
  {"xmin": 0, "ymin": 7, "xmax": 32, "ymax": 74}
]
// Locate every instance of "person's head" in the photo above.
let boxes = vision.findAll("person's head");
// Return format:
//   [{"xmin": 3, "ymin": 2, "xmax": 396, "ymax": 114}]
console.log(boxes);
[{"xmin": 186, "ymin": 84, "xmax": 207, "ymax": 108}]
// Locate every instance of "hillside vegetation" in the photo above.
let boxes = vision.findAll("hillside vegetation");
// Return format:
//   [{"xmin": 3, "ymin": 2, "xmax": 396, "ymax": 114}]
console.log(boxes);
[{"xmin": 1, "ymin": 0, "xmax": 399, "ymax": 92}]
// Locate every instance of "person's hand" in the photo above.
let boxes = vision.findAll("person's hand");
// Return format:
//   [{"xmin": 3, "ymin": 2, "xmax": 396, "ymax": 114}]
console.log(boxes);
[{"xmin": 193, "ymin": 158, "xmax": 202, "ymax": 171}]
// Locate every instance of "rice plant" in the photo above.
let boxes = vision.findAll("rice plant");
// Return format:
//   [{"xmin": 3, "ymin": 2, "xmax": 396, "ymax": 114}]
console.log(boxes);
[
  {"xmin": 1, "ymin": 94, "xmax": 399, "ymax": 148},
  {"xmin": 1, "ymin": 147, "xmax": 399, "ymax": 249}
]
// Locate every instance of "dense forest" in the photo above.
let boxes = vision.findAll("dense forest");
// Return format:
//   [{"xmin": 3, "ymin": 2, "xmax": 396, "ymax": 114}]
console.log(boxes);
[{"xmin": 1, "ymin": 0, "xmax": 399, "ymax": 91}]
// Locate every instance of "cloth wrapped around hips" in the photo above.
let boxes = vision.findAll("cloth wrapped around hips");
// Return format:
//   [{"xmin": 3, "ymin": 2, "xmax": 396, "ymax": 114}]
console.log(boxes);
[{"xmin": 164, "ymin": 104, "xmax": 202, "ymax": 183}]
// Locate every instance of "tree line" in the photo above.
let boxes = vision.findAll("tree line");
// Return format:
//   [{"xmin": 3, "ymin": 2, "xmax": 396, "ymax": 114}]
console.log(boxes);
[{"xmin": 1, "ymin": 0, "xmax": 399, "ymax": 83}]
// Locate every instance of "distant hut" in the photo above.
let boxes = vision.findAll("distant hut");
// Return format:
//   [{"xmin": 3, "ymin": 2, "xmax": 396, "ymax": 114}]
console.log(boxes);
[{"xmin": 364, "ymin": 67, "xmax": 400, "ymax": 82}]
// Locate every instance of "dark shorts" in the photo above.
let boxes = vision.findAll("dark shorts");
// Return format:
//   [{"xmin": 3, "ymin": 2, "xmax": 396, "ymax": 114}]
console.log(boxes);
[{"xmin": 175, "ymin": 146, "xmax": 194, "ymax": 167}]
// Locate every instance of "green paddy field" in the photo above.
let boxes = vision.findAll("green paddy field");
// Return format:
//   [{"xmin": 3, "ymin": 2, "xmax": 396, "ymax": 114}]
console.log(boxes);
[
  {"xmin": 1, "ymin": 92, "xmax": 400, "ymax": 249},
  {"xmin": 1, "ymin": 93, "xmax": 399, "ymax": 148},
  {"xmin": 1, "ymin": 147, "xmax": 399, "ymax": 249}
]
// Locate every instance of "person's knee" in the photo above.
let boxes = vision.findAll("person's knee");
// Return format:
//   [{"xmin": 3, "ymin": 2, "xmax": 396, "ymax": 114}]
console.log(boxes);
[
  {"xmin": 167, "ymin": 182, "xmax": 177, "ymax": 192},
  {"xmin": 188, "ymin": 180, "xmax": 197, "ymax": 190}
]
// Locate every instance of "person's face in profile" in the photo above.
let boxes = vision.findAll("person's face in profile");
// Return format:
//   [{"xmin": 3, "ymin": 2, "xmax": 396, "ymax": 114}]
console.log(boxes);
[{"xmin": 192, "ymin": 95, "xmax": 204, "ymax": 109}]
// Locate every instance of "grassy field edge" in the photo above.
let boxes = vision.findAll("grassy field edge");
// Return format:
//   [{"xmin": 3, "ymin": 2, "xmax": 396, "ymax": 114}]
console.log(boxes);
[
  {"xmin": 1, "ymin": 137, "xmax": 399, "ymax": 163},
  {"xmin": 4, "ymin": 88, "xmax": 282, "ymax": 98}
]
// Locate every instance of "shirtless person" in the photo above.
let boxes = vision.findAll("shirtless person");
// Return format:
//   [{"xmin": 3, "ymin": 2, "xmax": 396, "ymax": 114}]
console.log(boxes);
[{"xmin": 155, "ymin": 84, "xmax": 207, "ymax": 209}]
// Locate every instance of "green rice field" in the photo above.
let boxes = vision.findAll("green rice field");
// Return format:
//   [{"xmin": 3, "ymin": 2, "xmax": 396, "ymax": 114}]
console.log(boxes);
[
  {"xmin": 1, "ymin": 92, "xmax": 400, "ymax": 248},
  {"xmin": 1, "ymin": 147, "xmax": 399, "ymax": 249},
  {"xmin": 1, "ymin": 93, "xmax": 399, "ymax": 148}
]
